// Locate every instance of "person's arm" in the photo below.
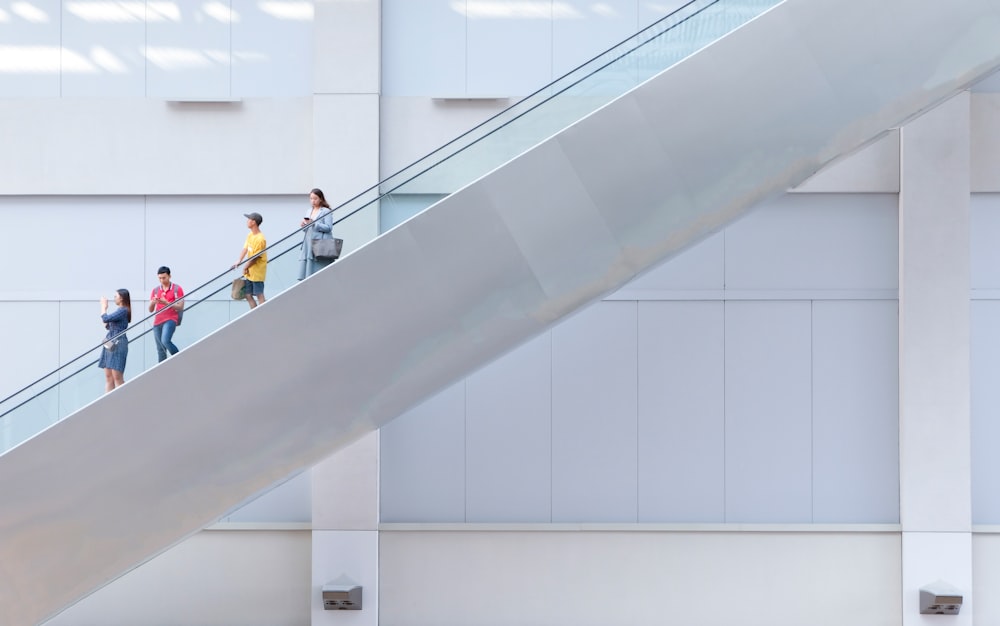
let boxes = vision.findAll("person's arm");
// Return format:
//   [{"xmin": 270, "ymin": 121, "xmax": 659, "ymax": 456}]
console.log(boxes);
[
  {"xmin": 314, "ymin": 210, "xmax": 333, "ymax": 234},
  {"xmin": 101, "ymin": 305, "xmax": 126, "ymax": 324},
  {"xmin": 232, "ymin": 245, "xmax": 248, "ymax": 270},
  {"xmin": 148, "ymin": 290, "xmax": 158, "ymax": 313},
  {"xmin": 173, "ymin": 286, "xmax": 185, "ymax": 310}
]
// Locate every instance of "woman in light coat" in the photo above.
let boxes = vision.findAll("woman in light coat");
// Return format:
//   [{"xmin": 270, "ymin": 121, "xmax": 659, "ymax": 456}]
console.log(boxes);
[{"xmin": 298, "ymin": 187, "xmax": 335, "ymax": 280}]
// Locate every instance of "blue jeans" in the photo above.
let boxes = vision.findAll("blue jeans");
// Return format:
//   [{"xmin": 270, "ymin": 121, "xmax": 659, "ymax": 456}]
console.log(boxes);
[{"xmin": 153, "ymin": 320, "xmax": 179, "ymax": 362}]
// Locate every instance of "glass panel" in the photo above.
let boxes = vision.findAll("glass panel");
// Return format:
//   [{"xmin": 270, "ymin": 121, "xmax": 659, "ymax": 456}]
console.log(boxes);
[{"xmin": 0, "ymin": 0, "xmax": 780, "ymax": 453}]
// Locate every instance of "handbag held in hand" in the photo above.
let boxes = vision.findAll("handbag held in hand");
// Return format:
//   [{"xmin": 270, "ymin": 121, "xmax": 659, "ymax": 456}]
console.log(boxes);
[
  {"xmin": 231, "ymin": 277, "xmax": 247, "ymax": 300},
  {"xmin": 312, "ymin": 238, "xmax": 344, "ymax": 261}
]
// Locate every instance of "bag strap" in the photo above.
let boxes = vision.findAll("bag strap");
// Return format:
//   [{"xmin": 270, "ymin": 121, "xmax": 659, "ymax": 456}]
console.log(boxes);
[
  {"xmin": 159, "ymin": 283, "xmax": 181, "ymax": 300},
  {"xmin": 156, "ymin": 284, "xmax": 180, "ymax": 309}
]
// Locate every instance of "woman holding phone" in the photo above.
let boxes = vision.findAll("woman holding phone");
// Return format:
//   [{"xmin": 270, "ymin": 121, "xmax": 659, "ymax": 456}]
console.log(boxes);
[
  {"xmin": 298, "ymin": 187, "xmax": 335, "ymax": 280},
  {"xmin": 99, "ymin": 288, "xmax": 132, "ymax": 393}
]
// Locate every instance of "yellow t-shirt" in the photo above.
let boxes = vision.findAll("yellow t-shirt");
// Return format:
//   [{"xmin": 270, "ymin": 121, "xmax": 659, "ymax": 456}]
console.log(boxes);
[{"xmin": 243, "ymin": 231, "xmax": 267, "ymax": 282}]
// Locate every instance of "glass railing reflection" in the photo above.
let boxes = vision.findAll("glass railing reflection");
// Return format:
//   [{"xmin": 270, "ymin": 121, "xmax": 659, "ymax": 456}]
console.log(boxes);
[
  {"xmin": 0, "ymin": 240, "xmax": 304, "ymax": 453},
  {"xmin": 0, "ymin": 0, "xmax": 781, "ymax": 454}
]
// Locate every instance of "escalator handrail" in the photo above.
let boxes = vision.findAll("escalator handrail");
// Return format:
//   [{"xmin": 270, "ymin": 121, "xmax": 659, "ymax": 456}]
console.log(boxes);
[{"xmin": 0, "ymin": 0, "xmax": 725, "ymax": 417}]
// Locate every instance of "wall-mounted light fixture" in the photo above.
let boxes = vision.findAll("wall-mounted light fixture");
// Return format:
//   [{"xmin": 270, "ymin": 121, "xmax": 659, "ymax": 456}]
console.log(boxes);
[
  {"xmin": 322, "ymin": 574, "xmax": 362, "ymax": 610},
  {"xmin": 920, "ymin": 580, "xmax": 963, "ymax": 615}
]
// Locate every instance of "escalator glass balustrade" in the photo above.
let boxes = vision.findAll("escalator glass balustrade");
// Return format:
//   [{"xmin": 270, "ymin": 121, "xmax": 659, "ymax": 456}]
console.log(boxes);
[{"xmin": 0, "ymin": 0, "xmax": 780, "ymax": 454}]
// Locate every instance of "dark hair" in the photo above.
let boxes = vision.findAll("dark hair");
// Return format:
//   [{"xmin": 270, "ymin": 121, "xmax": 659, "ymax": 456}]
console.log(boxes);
[
  {"xmin": 117, "ymin": 289, "xmax": 132, "ymax": 323},
  {"xmin": 157, "ymin": 266, "xmax": 171, "ymax": 275},
  {"xmin": 311, "ymin": 188, "xmax": 331, "ymax": 209}
]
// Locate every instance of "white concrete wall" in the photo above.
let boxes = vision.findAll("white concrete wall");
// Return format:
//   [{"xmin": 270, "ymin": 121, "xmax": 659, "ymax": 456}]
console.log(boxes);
[
  {"xmin": 44, "ymin": 530, "xmax": 312, "ymax": 626},
  {"xmin": 381, "ymin": 192, "xmax": 901, "ymax": 525},
  {"xmin": 0, "ymin": 98, "xmax": 313, "ymax": 194},
  {"xmin": 9, "ymin": 4, "xmax": 1000, "ymax": 626},
  {"xmin": 974, "ymin": 532, "xmax": 1000, "ymax": 624},
  {"xmin": 379, "ymin": 529, "xmax": 902, "ymax": 626},
  {"xmin": 0, "ymin": 0, "xmax": 315, "ymax": 194}
]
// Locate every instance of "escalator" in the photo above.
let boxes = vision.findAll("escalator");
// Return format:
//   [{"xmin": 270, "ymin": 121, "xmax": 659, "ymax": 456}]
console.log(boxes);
[{"xmin": 3, "ymin": 0, "xmax": 1000, "ymax": 623}]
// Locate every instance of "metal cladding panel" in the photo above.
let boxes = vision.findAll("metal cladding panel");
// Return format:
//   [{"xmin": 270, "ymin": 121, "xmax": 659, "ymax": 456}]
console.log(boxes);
[{"xmin": 3, "ymin": 0, "xmax": 1000, "ymax": 623}]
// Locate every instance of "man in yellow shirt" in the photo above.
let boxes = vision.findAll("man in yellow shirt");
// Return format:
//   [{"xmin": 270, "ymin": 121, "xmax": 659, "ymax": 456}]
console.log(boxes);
[{"xmin": 233, "ymin": 212, "xmax": 268, "ymax": 309}]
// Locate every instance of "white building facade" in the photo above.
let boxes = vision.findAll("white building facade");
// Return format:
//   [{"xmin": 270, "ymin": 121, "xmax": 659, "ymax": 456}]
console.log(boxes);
[{"xmin": 1, "ymin": 1, "xmax": 999, "ymax": 624}]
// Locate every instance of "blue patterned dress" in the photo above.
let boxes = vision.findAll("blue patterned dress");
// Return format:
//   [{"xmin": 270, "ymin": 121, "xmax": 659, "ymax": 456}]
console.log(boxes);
[{"xmin": 98, "ymin": 306, "xmax": 129, "ymax": 372}]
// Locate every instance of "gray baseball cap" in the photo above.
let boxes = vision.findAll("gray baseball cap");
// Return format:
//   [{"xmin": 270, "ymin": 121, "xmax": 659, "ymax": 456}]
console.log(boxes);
[{"xmin": 244, "ymin": 212, "xmax": 263, "ymax": 225}]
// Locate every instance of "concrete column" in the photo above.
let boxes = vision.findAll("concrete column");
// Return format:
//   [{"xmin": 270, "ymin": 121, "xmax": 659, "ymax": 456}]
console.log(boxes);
[
  {"xmin": 310, "ymin": 1, "xmax": 381, "ymax": 624},
  {"xmin": 310, "ymin": 433, "xmax": 380, "ymax": 625},
  {"xmin": 898, "ymin": 91, "xmax": 972, "ymax": 625},
  {"xmin": 313, "ymin": 0, "xmax": 381, "ymax": 248}
]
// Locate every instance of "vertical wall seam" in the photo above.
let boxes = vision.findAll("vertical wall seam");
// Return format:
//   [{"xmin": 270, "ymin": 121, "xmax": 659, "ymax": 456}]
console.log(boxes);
[
  {"xmin": 635, "ymin": 300, "xmax": 640, "ymax": 523},
  {"xmin": 810, "ymin": 299, "xmax": 815, "ymax": 523},
  {"xmin": 59, "ymin": 0, "xmax": 63, "ymax": 97},
  {"xmin": 463, "ymin": 378, "xmax": 468, "ymax": 523},
  {"xmin": 549, "ymin": 329, "xmax": 554, "ymax": 523},
  {"xmin": 722, "ymin": 231, "xmax": 727, "ymax": 522},
  {"xmin": 463, "ymin": 0, "xmax": 469, "ymax": 95},
  {"xmin": 722, "ymin": 298, "xmax": 727, "ymax": 523},
  {"xmin": 57, "ymin": 299, "xmax": 62, "ymax": 370},
  {"xmin": 549, "ymin": 0, "xmax": 555, "ymax": 83}
]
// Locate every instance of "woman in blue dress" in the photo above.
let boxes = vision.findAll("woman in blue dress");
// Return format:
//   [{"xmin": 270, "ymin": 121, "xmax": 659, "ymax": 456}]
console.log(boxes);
[{"xmin": 99, "ymin": 288, "xmax": 132, "ymax": 393}]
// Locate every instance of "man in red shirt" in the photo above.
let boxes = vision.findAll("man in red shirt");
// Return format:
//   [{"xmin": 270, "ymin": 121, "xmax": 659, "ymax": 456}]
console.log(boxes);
[{"xmin": 149, "ymin": 266, "xmax": 185, "ymax": 362}]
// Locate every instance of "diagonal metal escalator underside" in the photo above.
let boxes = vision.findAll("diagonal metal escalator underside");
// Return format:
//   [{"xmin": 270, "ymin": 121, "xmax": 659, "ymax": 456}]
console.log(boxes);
[{"xmin": 4, "ymin": 0, "xmax": 1000, "ymax": 623}]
